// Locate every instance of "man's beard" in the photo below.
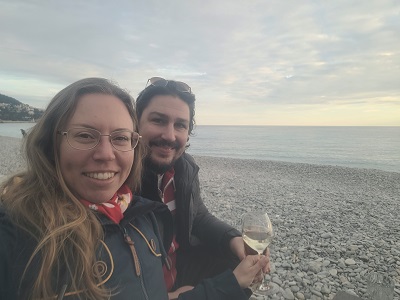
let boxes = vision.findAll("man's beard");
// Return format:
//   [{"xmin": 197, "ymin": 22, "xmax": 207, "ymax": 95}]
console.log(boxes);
[
  {"xmin": 144, "ymin": 139, "xmax": 181, "ymax": 174},
  {"xmin": 144, "ymin": 155, "xmax": 176, "ymax": 174}
]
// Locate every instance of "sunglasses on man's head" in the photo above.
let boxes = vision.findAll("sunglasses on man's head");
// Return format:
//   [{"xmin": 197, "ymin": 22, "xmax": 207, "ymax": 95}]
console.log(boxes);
[{"xmin": 146, "ymin": 77, "xmax": 192, "ymax": 94}]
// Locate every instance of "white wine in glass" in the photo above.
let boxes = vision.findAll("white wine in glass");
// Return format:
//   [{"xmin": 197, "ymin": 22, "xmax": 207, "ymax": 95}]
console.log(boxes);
[{"xmin": 242, "ymin": 211, "xmax": 274, "ymax": 296}]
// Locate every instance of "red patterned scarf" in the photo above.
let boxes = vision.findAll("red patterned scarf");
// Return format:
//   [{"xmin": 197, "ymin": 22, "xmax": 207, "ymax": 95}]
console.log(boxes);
[
  {"xmin": 80, "ymin": 185, "xmax": 132, "ymax": 224},
  {"xmin": 159, "ymin": 168, "xmax": 179, "ymax": 291}
]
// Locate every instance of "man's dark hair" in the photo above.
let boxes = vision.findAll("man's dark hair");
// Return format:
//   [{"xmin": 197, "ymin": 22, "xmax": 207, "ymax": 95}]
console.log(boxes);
[{"xmin": 136, "ymin": 83, "xmax": 196, "ymax": 135}]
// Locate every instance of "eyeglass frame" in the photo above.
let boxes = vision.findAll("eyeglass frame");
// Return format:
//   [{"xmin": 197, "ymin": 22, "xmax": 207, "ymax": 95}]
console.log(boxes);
[
  {"xmin": 57, "ymin": 128, "xmax": 141, "ymax": 152},
  {"xmin": 146, "ymin": 76, "xmax": 192, "ymax": 94}
]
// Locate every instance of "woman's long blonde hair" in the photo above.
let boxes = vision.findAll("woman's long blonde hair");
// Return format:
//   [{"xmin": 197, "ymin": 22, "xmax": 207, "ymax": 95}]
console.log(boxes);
[{"xmin": 0, "ymin": 78, "xmax": 144, "ymax": 299}]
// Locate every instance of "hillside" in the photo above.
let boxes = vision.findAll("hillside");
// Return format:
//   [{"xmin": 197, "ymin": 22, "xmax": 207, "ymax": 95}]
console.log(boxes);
[{"xmin": 0, "ymin": 93, "xmax": 44, "ymax": 121}]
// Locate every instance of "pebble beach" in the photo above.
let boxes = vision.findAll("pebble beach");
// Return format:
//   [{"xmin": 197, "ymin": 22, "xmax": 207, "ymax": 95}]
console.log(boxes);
[
  {"xmin": 195, "ymin": 156, "xmax": 400, "ymax": 300},
  {"xmin": 1, "ymin": 136, "xmax": 399, "ymax": 299}
]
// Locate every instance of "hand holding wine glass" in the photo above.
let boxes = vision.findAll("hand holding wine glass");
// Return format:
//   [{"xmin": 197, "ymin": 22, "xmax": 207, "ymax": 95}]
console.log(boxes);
[
  {"xmin": 233, "ymin": 254, "xmax": 269, "ymax": 288},
  {"xmin": 242, "ymin": 211, "xmax": 274, "ymax": 296}
]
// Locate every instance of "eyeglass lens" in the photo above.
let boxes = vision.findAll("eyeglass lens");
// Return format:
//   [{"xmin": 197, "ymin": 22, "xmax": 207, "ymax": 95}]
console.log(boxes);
[{"xmin": 66, "ymin": 128, "xmax": 138, "ymax": 151}]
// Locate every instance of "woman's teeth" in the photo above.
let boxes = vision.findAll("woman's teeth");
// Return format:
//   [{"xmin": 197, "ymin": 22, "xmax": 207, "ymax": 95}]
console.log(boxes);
[{"xmin": 85, "ymin": 172, "xmax": 115, "ymax": 180}]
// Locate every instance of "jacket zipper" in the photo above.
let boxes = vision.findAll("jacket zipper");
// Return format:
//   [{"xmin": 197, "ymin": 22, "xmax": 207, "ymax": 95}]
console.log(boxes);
[{"xmin": 122, "ymin": 227, "xmax": 150, "ymax": 300}]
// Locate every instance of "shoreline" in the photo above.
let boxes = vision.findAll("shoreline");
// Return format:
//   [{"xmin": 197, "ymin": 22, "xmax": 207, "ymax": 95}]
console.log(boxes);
[{"xmin": 1, "ymin": 136, "xmax": 399, "ymax": 299}]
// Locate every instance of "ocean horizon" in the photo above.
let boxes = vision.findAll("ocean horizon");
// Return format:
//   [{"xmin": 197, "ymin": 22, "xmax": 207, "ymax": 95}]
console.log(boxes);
[
  {"xmin": 187, "ymin": 125, "xmax": 400, "ymax": 173},
  {"xmin": 0, "ymin": 123, "xmax": 399, "ymax": 173}
]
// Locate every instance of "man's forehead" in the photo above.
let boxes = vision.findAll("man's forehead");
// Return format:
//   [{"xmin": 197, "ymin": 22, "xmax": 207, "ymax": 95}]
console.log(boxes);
[{"xmin": 146, "ymin": 95, "xmax": 190, "ymax": 117}]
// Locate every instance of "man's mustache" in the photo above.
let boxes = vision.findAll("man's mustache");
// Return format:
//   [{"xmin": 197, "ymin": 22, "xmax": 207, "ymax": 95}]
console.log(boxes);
[{"xmin": 149, "ymin": 139, "xmax": 180, "ymax": 149}]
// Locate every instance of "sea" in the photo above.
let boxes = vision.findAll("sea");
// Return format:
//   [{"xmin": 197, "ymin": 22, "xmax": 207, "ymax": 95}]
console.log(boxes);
[
  {"xmin": 188, "ymin": 125, "xmax": 400, "ymax": 173},
  {"xmin": 0, "ymin": 123, "xmax": 399, "ymax": 173}
]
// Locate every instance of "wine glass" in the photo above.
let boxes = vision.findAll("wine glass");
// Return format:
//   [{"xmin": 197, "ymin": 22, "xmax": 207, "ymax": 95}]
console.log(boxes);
[{"xmin": 242, "ymin": 211, "xmax": 274, "ymax": 296}]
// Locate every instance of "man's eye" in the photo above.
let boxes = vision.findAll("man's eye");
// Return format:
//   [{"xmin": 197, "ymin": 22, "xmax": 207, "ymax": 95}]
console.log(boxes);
[
  {"xmin": 176, "ymin": 123, "xmax": 187, "ymax": 129},
  {"xmin": 152, "ymin": 118, "xmax": 165, "ymax": 124}
]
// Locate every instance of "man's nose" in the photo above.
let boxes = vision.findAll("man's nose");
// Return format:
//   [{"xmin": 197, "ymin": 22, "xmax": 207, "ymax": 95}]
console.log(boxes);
[{"xmin": 161, "ymin": 123, "xmax": 175, "ymax": 142}]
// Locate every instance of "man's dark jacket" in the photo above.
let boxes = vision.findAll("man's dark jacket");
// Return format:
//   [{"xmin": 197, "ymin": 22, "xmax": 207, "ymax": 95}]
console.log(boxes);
[{"xmin": 140, "ymin": 152, "xmax": 241, "ymax": 255}]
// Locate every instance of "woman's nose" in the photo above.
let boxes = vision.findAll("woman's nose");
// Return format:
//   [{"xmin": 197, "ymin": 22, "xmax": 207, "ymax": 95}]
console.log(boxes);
[{"xmin": 92, "ymin": 136, "xmax": 116, "ymax": 160}]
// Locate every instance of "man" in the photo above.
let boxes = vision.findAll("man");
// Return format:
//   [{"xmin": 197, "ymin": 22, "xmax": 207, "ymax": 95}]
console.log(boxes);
[{"xmin": 136, "ymin": 77, "xmax": 265, "ymax": 298}]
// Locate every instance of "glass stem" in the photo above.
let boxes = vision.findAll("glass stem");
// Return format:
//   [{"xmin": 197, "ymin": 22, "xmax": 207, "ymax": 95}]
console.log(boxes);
[{"xmin": 258, "ymin": 251, "xmax": 271, "ymax": 291}]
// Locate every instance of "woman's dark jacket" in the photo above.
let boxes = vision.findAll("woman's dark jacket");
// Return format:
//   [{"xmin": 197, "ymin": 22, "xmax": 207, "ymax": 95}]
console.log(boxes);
[
  {"xmin": 0, "ymin": 196, "xmax": 171, "ymax": 300},
  {"xmin": 141, "ymin": 152, "xmax": 242, "ymax": 254},
  {"xmin": 0, "ymin": 195, "xmax": 246, "ymax": 300}
]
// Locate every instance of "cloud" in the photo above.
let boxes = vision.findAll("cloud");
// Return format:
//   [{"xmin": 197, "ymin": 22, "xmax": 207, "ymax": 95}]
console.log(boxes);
[{"xmin": 0, "ymin": 0, "xmax": 399, "ymax": 125}]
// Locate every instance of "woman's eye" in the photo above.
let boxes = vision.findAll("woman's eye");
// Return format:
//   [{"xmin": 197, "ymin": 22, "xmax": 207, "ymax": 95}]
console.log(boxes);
[
  {"xmin": 76, "ymin": 133, "xmax": 95, "ymax": 139},
  {"xmin": 113, "ymin": 135, "xmax": 129, "ymax": 141}
]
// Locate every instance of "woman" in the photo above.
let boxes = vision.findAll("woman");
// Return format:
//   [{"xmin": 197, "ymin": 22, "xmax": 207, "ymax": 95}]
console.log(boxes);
[{"xmin": 0, "ymin": 78, "xmax": 266, "ymax": 299}]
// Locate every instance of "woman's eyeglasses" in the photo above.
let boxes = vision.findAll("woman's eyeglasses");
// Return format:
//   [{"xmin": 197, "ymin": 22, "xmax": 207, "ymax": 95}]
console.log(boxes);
[
  {"xmin": 58, "ymin": 128, "xmax": 141, "ymax": 152},
  {"xmin": 146, "ymin": 76, "xmax": 192, "ymax": 94}
]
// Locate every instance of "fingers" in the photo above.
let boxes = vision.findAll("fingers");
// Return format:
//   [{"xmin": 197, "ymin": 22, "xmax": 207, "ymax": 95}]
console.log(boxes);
[
  {"xmin": 248, "ymin": 255, "xmax": 268, "ymax": 274},
  {"xmin": 234, "ymin": 255, "xmax": 264, "ymax": 288},
  {"xmin": 259, "ymin": 255, "xmax": 268, "ymax": 269},
  {"xmin": 245, "ymin": 254, "xmax": 268, "ymax": 267},
  {"xmin": 251, "ymin": 256, "xmax": 269, "ymax": 283},
  {"xmin": 263, "ymin": 262, "xmax": 271, "ymax": 274}
]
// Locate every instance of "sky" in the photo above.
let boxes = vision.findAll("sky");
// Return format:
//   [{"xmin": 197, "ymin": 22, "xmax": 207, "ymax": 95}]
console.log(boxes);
[{"xmin": 1, "ymin": 0, "xmax": 399, "ymax": 126}]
